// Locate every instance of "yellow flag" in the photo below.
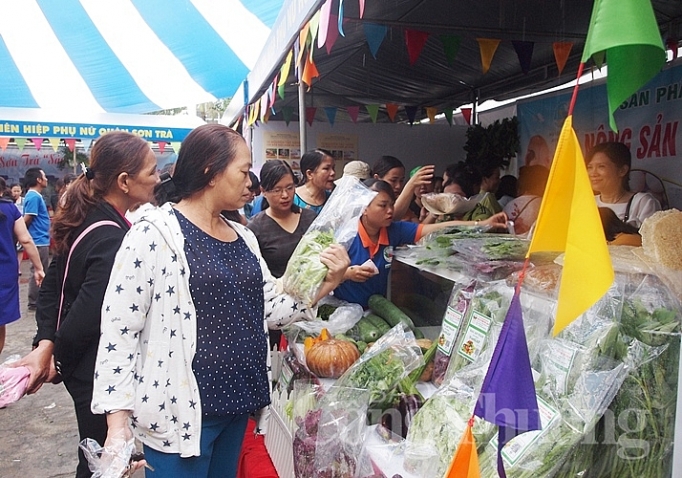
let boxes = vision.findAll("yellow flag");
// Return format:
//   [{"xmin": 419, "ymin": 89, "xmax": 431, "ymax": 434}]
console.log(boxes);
[{"xmin": 528, "ymin": 115, "xmax": 613, "ymax": 335}]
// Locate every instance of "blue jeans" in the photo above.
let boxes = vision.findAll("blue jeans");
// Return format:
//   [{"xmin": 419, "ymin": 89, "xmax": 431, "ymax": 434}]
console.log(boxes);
[{"xmin": 143, "ymin": 413, "xmax": 249, "ymax": 478}]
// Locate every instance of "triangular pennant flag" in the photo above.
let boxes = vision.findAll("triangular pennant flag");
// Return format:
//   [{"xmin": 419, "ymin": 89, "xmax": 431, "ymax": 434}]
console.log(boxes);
[
  {"xmin": 293, "ymin": 41, "xmax": 301, "ymax": 80},
  {"xmin": 477, "ymin": 38, "xmax": 501, "ymax": 74},
  {"xmin": 260, "ymin": 96, "xmax": 268, "ymax": 123},
  {"xmin": 298, "ymin": 23, "xmax": 311, "ymax": 67},
  {"xmin": 278, "ymin": 83, "xmax": 286, "ymax": 100},
  {"xmin": 445, "ymin": 418, "xmax": 480, "ymax": 478},
  {"xmin": 31, "ymin": 138, "xmax": 44, "ymax": 151},
  {"xmin": 318, "ymin": 0, "xmax": 332, "ymax": 49},
  {"xmin": 425, "ymin": 106, "xmax": 438, "ymax": 124},
  {"xmin": 306, "ymin": 107, "xmax": 317, "ymax": 126},
  {"xmin": 581, "ymin": 0, "xmax": 666, "ymax": 131},
  {"xmin": 338, "ymin": 0, "xmax": 345, "ymax": 37},
  {"xmin": 443, "ymin": 108, "xmax": 454, "ymax": 126},
  {"xmin": 157, "ymin": 141, "xmax": 167, "ymax": 154},
  {"xmin": 302, "ymin": 54, "xmax": 320, "ymax": 86},
  {"xmin": 404, "ymin": 105, "xmax": 418, "ymax": 125},
  {"xmin": 553, "ymin": 42, "xmax": 573, "ymax": 76},
  {"xmin": 666, "ymin": 38, "xmax": 679, "ymax": 60},
  {"xmin": 405, "ymin": 29, "xmax": 430, "ymax": 65},
  {"xmin": 48, "ymin": 137, "xmax": 61, "ymax": 152},
  {"xmin": 64, "ymin": 138, "xmax": 77, "ymax": 152},
  {"xmin": 269, "ymin": 75, "xmax": 278, "ymax": 108},
  {"xmin": 324, "ymin": 107, "xmax": 337, "ymax": 126},
  {"xmin": 0, "ymin": 137, "xmax": 10, "ymax": 151},
  {"xmin": 346, "ymin": 106, "xmax": 360, "ymax": 123},
  {"xmin": 170, "ymin": 141, "xmax": 182, "ymax": 153},
  {"xmin": 263, "ymin": 107, "xmax": 272, "ymax": 124},
  {"xmin": 326, "ymin": 15, "xmax": 340, "ymax": 55},
  {"xmin": 248, "ymin": 102, "xmax": 259, "ymax": 126},
  {"xmin": 385, "ymin": 103, "xmax": 399, "ymax": 122},
  {"xmin": 461, "ymin": 107, "xmax": 472, "ymax": 125},
  {"xmin": 474, "ymin": 292, "xmax": 540, "ymax": 478},
  {"xmin": 365, "ymin": 104, "xmax": 379, "ymax": 123},
  {"xmin": 15, "ymin": 138, "xmax": 27, "ymax": 151},
  {"xmin": 512, "ymin": 41, "xmax": 534, "ymax": 74},
  {"xmin": 364, "ymin": 23, "xmax": 388, "ymax": 59},
  {"xmin": 528, "ymin": 116, "xmax": 614, "ymax": 334},
  {"xmin": 81, "ymin": 138, "xmax": 93, "ymax": 153},
  {"xmin": 279, "ymin": 50, "xmax": 293, "ymax": 87},
  {"xmin": 309, "ymin": 11, "xmax": 320, "ymax": 49},
  {"xmin": 282, "ymin": 106, "xmax": 294, "ymax": 126},
  {"xmin": 359, "ymin": 0, "xmax": 365, "ymax": 18},
  {"xmin": 440, "ymin": 35, "xmax": 461, "ymax": 65}
]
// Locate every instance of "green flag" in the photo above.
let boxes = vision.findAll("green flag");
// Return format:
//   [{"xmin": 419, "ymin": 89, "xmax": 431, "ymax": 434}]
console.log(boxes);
[{"xmin": 582, "ymin": 0, "xmax": 665, "ymax": 131}]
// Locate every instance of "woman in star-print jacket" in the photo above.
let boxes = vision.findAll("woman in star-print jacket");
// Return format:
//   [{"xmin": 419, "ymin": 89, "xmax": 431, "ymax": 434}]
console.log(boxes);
[
  {"xmin": 17, "ymin": 131, "xmax": 160, "ymax": 478},
  {"xmin": 91, "ymin": 124, "xmax": 349, "ymax": 478}
]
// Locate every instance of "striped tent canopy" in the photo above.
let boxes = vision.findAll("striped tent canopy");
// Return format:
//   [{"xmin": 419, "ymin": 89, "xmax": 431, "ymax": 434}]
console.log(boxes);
[{"xmin": 0, "ymin": 0, "xmax": 283, "ymax": 114}]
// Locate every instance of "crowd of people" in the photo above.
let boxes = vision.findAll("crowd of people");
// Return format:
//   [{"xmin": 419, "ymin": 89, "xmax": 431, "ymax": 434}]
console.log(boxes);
[{"xmin": 0, "ymin": 134, "xmax": 666, "ymax": 477}]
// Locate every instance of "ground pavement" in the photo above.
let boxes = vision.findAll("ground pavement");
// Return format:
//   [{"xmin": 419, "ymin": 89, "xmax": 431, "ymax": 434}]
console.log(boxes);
[{"xmin": 0, "ymin": 259, "xmax": 144, "ymax": 478}]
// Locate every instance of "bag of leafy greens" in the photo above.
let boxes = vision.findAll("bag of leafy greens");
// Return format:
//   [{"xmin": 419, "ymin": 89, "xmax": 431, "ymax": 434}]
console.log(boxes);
[{"xmin": 283, "ymin": 176, "xmax": 377, "ymax": 306}]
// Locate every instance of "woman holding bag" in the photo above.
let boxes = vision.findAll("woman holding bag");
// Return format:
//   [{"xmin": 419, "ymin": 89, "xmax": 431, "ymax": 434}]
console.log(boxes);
[{"xmin": 18, "ymin": 131, "xmax": 160, "ymax": 478}]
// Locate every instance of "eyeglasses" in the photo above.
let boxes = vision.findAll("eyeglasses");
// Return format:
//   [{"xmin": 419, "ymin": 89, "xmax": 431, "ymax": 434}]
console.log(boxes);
[{"xmin": 267, "ymin": 184, "xmax": 295, "ymax": 196}]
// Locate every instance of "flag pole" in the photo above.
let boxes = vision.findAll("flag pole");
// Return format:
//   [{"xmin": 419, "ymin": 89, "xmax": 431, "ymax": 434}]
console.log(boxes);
[{"xmin": 567, "ymin": 62, "xmax": 585, "ymax": 116}]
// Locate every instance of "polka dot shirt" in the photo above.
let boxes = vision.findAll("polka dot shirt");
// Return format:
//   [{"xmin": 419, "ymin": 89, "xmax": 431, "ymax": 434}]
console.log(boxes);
[{"xmin": 176, "ymin": 210, "xmax": 268, "ymax": 416}]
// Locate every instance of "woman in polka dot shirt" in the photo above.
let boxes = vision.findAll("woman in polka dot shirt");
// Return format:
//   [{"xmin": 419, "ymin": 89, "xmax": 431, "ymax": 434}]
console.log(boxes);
[{"xmin": 91, "ymin": 124, "xmax": 349, "ymax": 478}]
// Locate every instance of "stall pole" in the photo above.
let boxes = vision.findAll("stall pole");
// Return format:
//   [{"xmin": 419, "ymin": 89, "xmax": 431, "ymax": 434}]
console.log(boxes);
[{"xmin": 297, "ymin": 57, "xmax": 307, "ymax": 154}]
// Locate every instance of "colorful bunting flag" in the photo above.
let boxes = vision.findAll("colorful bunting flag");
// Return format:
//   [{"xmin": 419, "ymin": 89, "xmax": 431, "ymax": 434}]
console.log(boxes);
[
  {"xmin": 324, "ymin": 107, "xmax": 337, "ymax": 126},
  {"xmin": 338, "ymin": 0, "xmax": 345, "ymax": 37},
  {"xmin": 346, "ymin": 106, "xmax": 360, "ymax": 123},
  {"xmin": 666, "ymin": 38, "xmax": 679, "ymax": 60},
  {"xmin": 306, "ymin": 107, "xmax": 317, "ymax": 126},
  {"xmin": 282, "ymin": 106, "xmax": 294, "ymax": 126},
  {"xmin": 477, "ymin": 38, "xmax": 501, "ymax": 74},
  {"xmin": 170, "ymin": 141, "xmax": 182, "ymax": 153},
  {"xmin": 443, "ymin": 108, "xmax": 453, "ymax": 126},
  {"xmin": 512, "ymin": 41, "xmax": 534, "ymax": 74},
  {"xmin": 461, "ymin": 107, "xmax": 472, "ymax": 125},
  {"xmin": 278, "ymin": 83, "xmax": 286, "ymax": 100},
  {"xmin": 582, "ymin": 0, "xmax": 665, "ymax": 131},
  {"xmin": 445, "ymin": 418, "xmax": 480, "ymax": 478},
  {"xmin": 439, "ymin": 35, "xmax": 461, "ymax": 65},
  {"xmin": 364, "ymin": 23, "xmax": 388, "ymax": 59},
  {"xmin": 405, "ymin": 29, "xmax": 430, "ymax": 65},
  {"xmin": 302, "ymin": 54, "xmax": 320, "ymax": 86},
  {"xmin": 326, "ymin": 15, "xmax": 341, "ymax": 55},
  {"xmin": 528, "ymin": 115, "xmax": 613, "ymax": 334},
  {"xmin": 15, "ymin": 138, "xmax": 26, "ymax": 151},
  {"xmin": 365, "ymin": 104, "xmax": 379, "ymax": 123},
  {"xmin": 0, "ymin": 137, "xmax": 10, "ymax": 151},
  {"xmin": 31, "ymin": 138, "xmax": 44, "ymax": 151},
  {"xmin": 385, "ymin": 103, "xmax": 399, "ymax": 122},
  {"xmin": 425, "ymin": 107, "xmax": 438, "ymax": 124},
  {"xmin": 48, "ymin": 137, "xmax": 61, "ymax": 152},
  {"xmin": 359, "ymin": 0, "xmax": 365, "ymax": 18},
  {"xmin": 81, "ymin": 138, "xmax": 93, "ymax": 153},
  {"xmin": 64, "ymin": 138, "xmax": 77, "ymax": 152},
  {"xmin": 553, "ymin": 42, "xmax": 573, "ymax": 76},
  {"xmin": 157, "ymin": 141, "xmax": 166, "ymax": 154},
  {"xmin": 404, "ymin": 105, "xmax": 418, "ymax": 125},
  {"xmin": 279, "ymin": 51, "xmax": 293, "ymax": 87},
  {"xmin": 474, "ymin": 292, "xmax": 540, "ymax": 477},
  {"xmin": 318, "ymin": 0, "xmax": 332, "ymax": 49},
  {"xmin": 309, "ymin": 10, "xmax": 320, "ymax": 49}
]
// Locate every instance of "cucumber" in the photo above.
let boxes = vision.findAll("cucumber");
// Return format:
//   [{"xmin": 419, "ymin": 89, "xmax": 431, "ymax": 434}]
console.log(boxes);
[
  {"xmin": 363, "ymin": 313, "xmax": 391, "ymax": 335},
  {"xmin": 368, "ymin": 294, "xmax": 416, "ymax": 330},
  {"xmin": 354, "ymin": 316, "xmax": 383, "ymax": 343}
]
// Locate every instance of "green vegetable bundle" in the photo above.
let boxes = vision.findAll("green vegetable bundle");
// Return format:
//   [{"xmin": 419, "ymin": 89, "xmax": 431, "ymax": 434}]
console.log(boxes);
[{"xmin": 282, "ymin": 229, "xmax": 335, "ymax": 306}]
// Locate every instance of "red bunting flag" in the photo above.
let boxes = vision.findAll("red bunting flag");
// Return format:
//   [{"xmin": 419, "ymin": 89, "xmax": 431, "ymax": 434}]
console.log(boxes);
[
  {"xmin": 405, "ymin": 29, "xmax": 430, "ymax": 65},
  {"xmin": 666, "ymin": 38, "xmax": 679, "ymax": 60},
  {"xmin": 157, "ymin": 142, "xmax": 166, "ymax": 154},
  {"xmin": 385, "ymin": 103, "xmax": 399, "ymax": 122},
  {"xmin": 64, "ymin": 138, "xmax": 77, "ymax": 152},
  {"xmin": 326, "ymin": 14, "xmax": 340, "ymax": 55},
  {"xmin": 461, "ymin": 107, "xmax": 472, "ymax": 125},
  {"xmin": 346, "ymin": 106, "xmax": 360, "ymax": 123},
  {"xmin": 477, "ymin": 38, "xmax": 500, "ymax": 74},
  {"xmin": 305, "ymin": 107, "xmax": 317, "ymax": 126},
  {"xmin": 0, "ymin": 137, "xmax": 10, "ymax": 151},
  {"xmin": 359, "ymin": 0, "xmax": 365, "ymax": 18},
  {"xmin": 553, "ymin": 42, "xmax": 573, "ymax": 76}
]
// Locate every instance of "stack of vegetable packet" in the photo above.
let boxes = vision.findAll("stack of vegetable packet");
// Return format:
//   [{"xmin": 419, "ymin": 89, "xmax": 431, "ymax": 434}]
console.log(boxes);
[{"xmin": 283, "ymin": 176, "xmax": 377, "ymax": 306}]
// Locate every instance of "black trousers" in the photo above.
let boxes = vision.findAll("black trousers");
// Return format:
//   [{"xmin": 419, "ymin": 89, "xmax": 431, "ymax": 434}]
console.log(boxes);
[{"xmin": 63, "ymin": 375, "xmax": 108, "ymax": 478}]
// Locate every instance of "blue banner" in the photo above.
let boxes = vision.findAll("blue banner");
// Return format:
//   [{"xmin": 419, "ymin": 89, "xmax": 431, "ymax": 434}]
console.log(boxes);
[{"xmin": 0, "ymin": 120, "xmax": 193, "ymax": 141}]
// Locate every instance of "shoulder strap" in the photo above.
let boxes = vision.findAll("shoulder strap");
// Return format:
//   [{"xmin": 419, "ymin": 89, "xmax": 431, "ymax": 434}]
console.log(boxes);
[
  {"xmin": 514, "ymin": 196, "xmax": 539, "ymax": 218},
  {"xmin": 57, "ymin": 220, "xmax": 121, "ymax": 330},
  {"xmin": 623, "ymin": 193, "xmax": 636, "ymax": 223}
]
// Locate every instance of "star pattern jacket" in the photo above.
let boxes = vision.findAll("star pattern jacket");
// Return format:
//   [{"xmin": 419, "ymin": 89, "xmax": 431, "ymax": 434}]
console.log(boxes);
[{"xmin": 91, "ymin": 203, "xmax": 313, "ymax": 457}]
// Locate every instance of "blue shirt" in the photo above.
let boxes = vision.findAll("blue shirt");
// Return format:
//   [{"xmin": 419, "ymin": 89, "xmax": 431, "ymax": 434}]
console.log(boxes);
[
  {"xmin": 334, "ymin": 221, "xmax": 421, "ymax": 308},
  {"xmin": 250, "ymin": 190, "xmax": 332, "ymax": 215},
  {"xmin": 23, "ymin": 189, "xmax": 50, "ymax": 246},
  {"xmin": 176, "ymin": 210, "xmax": 268, "ymax": 416}
]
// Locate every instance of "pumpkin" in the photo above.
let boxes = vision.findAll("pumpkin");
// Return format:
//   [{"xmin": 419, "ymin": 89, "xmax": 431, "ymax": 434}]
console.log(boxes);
[{"xmin": 306, "ymin": 339, "xmax": 360, "ymax": 378}]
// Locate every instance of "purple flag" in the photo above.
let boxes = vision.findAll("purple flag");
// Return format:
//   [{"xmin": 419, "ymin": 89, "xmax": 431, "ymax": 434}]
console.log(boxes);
[{"xmin": 473, "ymin": 292, "xmax": 540, "ymax": 478}]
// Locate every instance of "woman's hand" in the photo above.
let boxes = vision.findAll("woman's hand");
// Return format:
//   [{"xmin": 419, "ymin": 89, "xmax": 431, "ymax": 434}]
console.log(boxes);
[
  {"xmin": 344, "ymin": 264, "xmax": 378, "ymax": 283},
  {"xmin": 405, "ymin": 165, "xmax": 435, "ymax": 193},
  {"xmin": 319, "ymin": 244, "xmax": 351, "ymax": 288},
  {"xmin": 101, "ymin": 412, "xmax": 146, "ymax": 476},
  {"xmin": 16, "ymin": 340, "xmax": 56, "ymax": 394},
  {"xmin": 481, "ymin": 211, "xmax": 508, "ymax": 231}
]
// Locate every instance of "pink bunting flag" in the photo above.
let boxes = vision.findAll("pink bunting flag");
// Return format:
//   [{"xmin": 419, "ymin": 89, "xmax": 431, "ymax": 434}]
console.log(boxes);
[
  {"xmin": 31, "ymin": 138, "xmax": 44, "ymax": 151},
  {"xmin": 306, "ymin": 107, "xmax": 317, "ymax": 126},
  {"xmin": 326, "ymin": 15, "xmax": 340, "ymax": 55},
  {"xmin": 318, "ymin": 0, "xmax": 332, "ymax": 49},
  {"xmin": 461, "ymin": 107, "xmax": 472, "ymax": 125},
  {"xmin": 64, "ymin": 138, "xmax": 77, "ymax": 152},
  {"xmin": 157, "ymin": 142, "xmax": 166, "ymax": 154},
  {"xmin": 346, "ymin": 106, "xmax": 360, "ymax": 123},
  {"xmin": 0, "ymin": 137, "xmax": 10, "ymax": 151},
  {"xmin": 359, "ymin": 0, "xmax": 365, "ymax": 18},
  {"xmin": 405, "ymin": 30, "xmax": 430, "ymax": 65}
]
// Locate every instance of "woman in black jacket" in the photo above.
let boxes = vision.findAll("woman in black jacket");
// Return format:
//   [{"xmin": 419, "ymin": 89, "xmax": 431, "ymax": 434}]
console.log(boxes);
[{"xmin": 18, "ymin": 131, "xmax": 160, "ymax": 478}]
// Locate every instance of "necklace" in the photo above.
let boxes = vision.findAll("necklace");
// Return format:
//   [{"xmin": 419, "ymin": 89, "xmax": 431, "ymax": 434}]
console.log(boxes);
[{"xmin": 600, "ymin": 191, "xmax": 627, "ymax": 204}]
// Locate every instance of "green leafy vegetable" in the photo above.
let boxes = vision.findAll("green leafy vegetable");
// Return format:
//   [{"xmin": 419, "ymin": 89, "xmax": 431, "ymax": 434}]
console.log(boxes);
[{"xmin": 283, "ymin": 229, "xmax": 335, "ymax": 305}]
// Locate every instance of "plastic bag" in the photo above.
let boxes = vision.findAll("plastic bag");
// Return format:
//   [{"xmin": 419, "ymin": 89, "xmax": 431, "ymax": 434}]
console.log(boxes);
[
  {"xmin": 294, "ymin": 296, "xmax": 364, "ymax": 336},
  {"xmin": 421, "ymin": 192, "xmax": 478, "ymax": 215},
  {"xmin": 0, "ymin": 355, "xmax": 30, "ymax": 408},
  {"xmin": 451, "ymin": 235, "xmax": 530, "ymax": 261},
  {"xmin": 79, "ymin": 430, "xmax": 136, "ymax": 478},
  {"xmin": 283, "ymin": 176, "xmax": 377, "ymax": 306}
]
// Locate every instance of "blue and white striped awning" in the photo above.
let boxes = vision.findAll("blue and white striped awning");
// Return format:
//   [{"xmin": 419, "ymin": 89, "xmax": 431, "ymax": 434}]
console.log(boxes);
[{"xmin": 0, "ymin": 0, "xmax": 283, "ymax": 114}]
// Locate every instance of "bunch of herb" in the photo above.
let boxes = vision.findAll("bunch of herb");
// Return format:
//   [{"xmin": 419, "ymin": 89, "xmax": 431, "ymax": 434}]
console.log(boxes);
[{"xmin": 283, "ymin": 229, "xmax": 335, "ymax": 305}]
